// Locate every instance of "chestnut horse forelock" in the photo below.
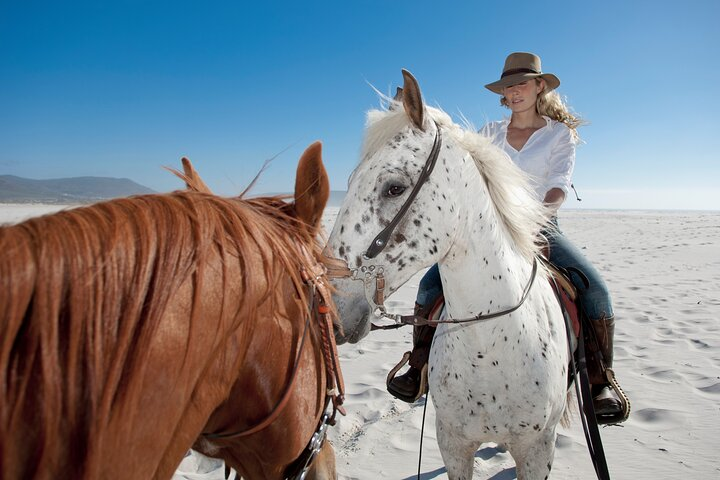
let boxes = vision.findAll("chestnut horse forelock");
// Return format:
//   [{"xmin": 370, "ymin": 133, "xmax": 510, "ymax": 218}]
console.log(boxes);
[{"xmin": 0, "ymin": 190, "xmax": 329, "ymax": 479}]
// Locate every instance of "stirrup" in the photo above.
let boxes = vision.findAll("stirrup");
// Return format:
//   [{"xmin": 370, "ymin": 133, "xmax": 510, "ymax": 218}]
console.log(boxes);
[
  {"xmin": 596, "ymin": 368, "xmax": 631, "ymax": 425},
  {"xmin": 386, "ymin": 351, "xmax": 429, "ymax": 403}
]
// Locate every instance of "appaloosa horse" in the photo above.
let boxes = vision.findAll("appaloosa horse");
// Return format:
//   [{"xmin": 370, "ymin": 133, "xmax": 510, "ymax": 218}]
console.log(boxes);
[
  {"xmin": 0, "ymin": 142, "xmax": 342, "ymax": 479},
  {"xmin": 326, "ymin": 71, "xmax": 569, "ymax": 479}
]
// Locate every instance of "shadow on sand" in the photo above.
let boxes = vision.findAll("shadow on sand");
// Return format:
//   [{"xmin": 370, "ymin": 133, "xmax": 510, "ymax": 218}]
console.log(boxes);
[{"xmin": 402, "ymin": 446, "xmax": 517, "ymax": 480}]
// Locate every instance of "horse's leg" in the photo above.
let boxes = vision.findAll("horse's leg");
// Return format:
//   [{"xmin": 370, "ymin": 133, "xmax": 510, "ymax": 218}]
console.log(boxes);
[
  {"xmin": 510, "ymin": 429, "xmax": 557, "ymax": 480},
  {"xmin": 305, "ymin": 441, "xmax": 337, "ymax": 480},
  {"xmin": 436, "ymin": 420, "xmax": 479, "ymax": 480}
]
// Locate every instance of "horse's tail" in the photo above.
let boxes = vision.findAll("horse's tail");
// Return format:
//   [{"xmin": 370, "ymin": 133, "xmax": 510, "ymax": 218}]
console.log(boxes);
[{"xmin": 560, "ymin": 389, "xmax": 575, "ymax": 428}]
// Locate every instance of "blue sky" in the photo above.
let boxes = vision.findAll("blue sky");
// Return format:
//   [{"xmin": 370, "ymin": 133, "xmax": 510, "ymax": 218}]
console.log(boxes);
[{"xmin": 1, "ymin": 0, "xmax": 718, "ymax": 210}]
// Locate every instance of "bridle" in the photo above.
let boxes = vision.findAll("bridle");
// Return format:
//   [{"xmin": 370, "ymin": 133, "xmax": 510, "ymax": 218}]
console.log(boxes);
[
  {"xmin": 326, "ymin": 121, "xmax": 443, "ymax": 318},
  {"xmin": 326, "ymin": 120, "xmax": 540, "ymax": 328},
  {"xmin": 202, "ymin": 246, "xmax": 345, "ymax": 480}
]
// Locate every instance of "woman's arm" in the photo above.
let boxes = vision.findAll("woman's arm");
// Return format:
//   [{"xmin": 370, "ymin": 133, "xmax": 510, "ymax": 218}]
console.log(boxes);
[
  {"xmin": 543, "ymin": 187, "xmax": 566, "ymax": 213},
  {"xmin": 545, "ymin": 125, "xmax": 576, "ymax": 211}
]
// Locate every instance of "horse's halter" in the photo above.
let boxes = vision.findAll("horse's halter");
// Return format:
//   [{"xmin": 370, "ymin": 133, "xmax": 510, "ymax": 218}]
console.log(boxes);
[{"xmin": 327, "ymin": 121, "xmax": 442, "ymax": 319}]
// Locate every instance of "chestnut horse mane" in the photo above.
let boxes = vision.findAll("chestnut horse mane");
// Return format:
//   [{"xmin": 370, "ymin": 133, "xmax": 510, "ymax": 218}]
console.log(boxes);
[{"xmin": 0, "ymin": 182, "xmax": 327, "ymax": 476}]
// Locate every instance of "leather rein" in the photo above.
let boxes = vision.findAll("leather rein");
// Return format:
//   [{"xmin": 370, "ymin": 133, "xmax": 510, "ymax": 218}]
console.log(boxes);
[
  {"xmin": 202, "ymin": 246, "xmax": 346, "ymax": 476},
  {"xmin": 325, "ymin": 121, "xmax": 539, "ymax": 328}
]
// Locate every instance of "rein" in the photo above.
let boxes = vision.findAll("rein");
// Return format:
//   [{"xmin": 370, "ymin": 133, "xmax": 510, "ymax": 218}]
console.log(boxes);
[
  {"xmin": 373, "ymin": 256, "xmax": 540, "ymax": 329},
  {"xmin": 203, "ymin": 246, "xmax": 345, "ymax": 444}
]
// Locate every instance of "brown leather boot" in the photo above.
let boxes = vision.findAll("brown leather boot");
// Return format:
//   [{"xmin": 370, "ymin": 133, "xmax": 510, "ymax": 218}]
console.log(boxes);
[
  {"xmin": 387, "ymin": 303, "xmax": 437, "ymax": 402},
  {"xmin": 586, "ymin": 316, "xmax": 623, "ymax": 417}
]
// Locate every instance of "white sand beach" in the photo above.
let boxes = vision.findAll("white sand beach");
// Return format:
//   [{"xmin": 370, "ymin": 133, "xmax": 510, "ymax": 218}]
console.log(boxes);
[
  {"xmin": 3, "ymin": 204, "xmax": 719, "ymax": 479},
  {"xmin": 321, "ymin": 207, "xmax": 720, "ymax": 480}
]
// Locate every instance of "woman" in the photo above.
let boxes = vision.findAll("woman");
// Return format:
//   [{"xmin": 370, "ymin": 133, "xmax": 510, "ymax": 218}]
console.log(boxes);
[{"xmin": 388, "ymin": 52, "xmax": 626, "ymax": 422}]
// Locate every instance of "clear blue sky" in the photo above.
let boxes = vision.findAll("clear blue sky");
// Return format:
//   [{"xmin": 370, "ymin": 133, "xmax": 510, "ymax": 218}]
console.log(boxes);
[{"xmin": 2, "ymin": 0, "xmax": 718, "ymax": 210}]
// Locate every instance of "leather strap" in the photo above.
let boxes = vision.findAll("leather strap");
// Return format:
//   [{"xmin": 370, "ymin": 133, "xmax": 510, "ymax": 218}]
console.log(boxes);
[
  {"xmin": 364, "ymin": 122, "xmax": 442, "ymax": 259},
  {"xmin": 393, "ymin": 257, "xmax": 539, "ymax": 327},
  {"xmin": 203, "ymin": 247, "xmax": 345, "ymax": 440}
]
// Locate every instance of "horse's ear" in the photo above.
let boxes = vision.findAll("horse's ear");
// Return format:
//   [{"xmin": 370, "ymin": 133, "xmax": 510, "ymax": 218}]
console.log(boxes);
[
  {"xmin": 389, "ymin": 87, "xmax": 404, "ymax": 111},
  {"xmin": 165, "ymin": 157, "xmax": 213, "ymax": 193},
  {"xmin": 294, "ymin": 141, "xmax": 329, "ymax": 233},
  {"xmin": 181, "ymin": 157, "xmax": 212, "ymax": 193},
  {"xmin": 401, "ymin": 69, "xmax": 424, "ymax": 131}
]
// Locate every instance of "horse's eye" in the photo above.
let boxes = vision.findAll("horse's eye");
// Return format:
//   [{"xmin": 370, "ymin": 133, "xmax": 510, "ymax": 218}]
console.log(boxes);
[{"xmin": 385, "ymin": 185, "xmax": 407, "ymax": 198}]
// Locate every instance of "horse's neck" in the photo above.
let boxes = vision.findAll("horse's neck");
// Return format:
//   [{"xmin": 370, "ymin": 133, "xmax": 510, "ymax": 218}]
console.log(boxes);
[{"xmin": 438, "ymin": 159, "xmax": 533, "ymax": 320}]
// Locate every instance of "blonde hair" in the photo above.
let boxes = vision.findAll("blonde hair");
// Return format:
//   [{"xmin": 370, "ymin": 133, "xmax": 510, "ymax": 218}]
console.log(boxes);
[{"xmin": 501, "ymin": 79, "xmax": 585, "ymax": 140}]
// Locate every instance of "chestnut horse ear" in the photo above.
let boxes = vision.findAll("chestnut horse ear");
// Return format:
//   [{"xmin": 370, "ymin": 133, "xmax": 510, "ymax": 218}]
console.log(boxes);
[
  {"xmin": 181, "ymin": 157, "xmax": 212, "ymax": 193},
  {"xmin": 294, "ymin": 141, "xmax": 330, "ymax": 233},
  {"xmin": 401, "ymin": 69, "xmax": 424, "ymax": 131}
]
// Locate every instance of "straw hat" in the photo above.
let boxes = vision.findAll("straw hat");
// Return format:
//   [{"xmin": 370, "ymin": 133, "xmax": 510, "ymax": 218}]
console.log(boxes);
[{"xmin": 485, "ymin": 52, "xmax": 560, "ymax": 95}]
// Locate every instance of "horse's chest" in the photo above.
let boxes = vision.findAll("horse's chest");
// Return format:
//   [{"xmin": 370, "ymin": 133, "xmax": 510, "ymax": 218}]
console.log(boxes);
[{"xmin": 428, "ymin": 319, "xmax": 564, "ymax": 434}]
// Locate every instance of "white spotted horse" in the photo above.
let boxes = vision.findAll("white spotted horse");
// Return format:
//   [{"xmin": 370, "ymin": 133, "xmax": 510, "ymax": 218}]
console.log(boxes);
[{"xmin": 324, "ymin": 70, "xmax": 626, "ymax": 479}]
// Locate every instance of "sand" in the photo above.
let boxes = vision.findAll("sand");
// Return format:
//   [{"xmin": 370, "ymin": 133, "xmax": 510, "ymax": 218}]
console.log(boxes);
[
  {"xmin": 322, "ymin": 208, "xmax": 720, "ymax": 479},
  {"xmin": 3, "ymin": 204, "xmax": 719, "ymax": 479}
]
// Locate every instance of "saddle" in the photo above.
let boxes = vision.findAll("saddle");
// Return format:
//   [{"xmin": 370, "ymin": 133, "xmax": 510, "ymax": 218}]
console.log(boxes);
[{"xmin": 542, "ymin": 259, "xmax": 631, "ymax": 425}]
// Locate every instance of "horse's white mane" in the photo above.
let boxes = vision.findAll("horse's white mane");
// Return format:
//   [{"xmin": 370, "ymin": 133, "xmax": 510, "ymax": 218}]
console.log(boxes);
[{"xmin": 361, "ymin": 101, "xmax": 551, "ymax": 262}]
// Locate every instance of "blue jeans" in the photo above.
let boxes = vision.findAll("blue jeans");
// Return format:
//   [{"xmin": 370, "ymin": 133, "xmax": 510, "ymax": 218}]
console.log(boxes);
[{"xmin": 416, "ymin": 221, "xmax": 613, "ymax": 320}]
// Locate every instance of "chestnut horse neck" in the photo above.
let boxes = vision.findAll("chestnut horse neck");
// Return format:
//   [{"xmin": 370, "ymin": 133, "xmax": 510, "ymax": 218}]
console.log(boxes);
[{"xmin": 203, "ymin": 244, "xmax": 345, "ymax": 441}]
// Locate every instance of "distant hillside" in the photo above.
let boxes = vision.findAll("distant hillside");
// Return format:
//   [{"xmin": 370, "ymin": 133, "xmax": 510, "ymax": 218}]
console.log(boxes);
[{"xmin": 0, "ymin": 175, "xmax": 156, "ymax": 204}]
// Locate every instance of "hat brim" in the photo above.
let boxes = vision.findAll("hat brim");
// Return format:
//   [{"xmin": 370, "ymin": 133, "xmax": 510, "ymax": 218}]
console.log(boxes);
[{"xmin": 485, "ymin": 72, "xmax": 560, "ymax": 95}]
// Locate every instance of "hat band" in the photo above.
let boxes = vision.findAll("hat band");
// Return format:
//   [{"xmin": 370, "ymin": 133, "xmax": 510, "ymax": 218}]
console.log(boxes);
[{"xmin": 501, "ymin": 67, "xmax": 540, "ymax": 78}]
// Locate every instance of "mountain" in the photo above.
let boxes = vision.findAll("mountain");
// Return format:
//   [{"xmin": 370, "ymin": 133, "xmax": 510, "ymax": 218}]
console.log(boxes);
[{"xmin": 0, "ymin": 175, "xmax": 156, "ymax": 204}]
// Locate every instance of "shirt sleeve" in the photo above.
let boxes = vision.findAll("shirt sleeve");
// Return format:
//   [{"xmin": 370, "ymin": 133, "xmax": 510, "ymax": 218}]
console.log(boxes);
[{"xmin": 545, "ymin": 125, "xmax": 576, "ymax": 194}]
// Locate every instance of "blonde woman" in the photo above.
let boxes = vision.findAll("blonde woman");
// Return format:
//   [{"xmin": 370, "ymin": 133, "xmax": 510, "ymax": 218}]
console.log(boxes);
[{"xmin": 388, "ymin": 52, "xmax": 628, "ymax": 424}]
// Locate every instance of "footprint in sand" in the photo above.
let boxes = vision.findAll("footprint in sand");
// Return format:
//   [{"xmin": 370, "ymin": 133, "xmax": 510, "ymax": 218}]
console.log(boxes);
[
  {"xmin": 633, "ymin": 408, "xmax": 685, "ymax": 430},
  {"xmin": 688, "ymin": 338, "xmax": 711, "ymax": 349},
  {"xmin": 696, "ymin": 382, "xmax": 720, "ymax": 395}
]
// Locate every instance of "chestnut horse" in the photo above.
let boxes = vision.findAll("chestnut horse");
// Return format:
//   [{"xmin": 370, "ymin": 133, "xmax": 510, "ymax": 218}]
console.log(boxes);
[{"xmin": 0, "ymin": 142, "xmax": 342, "ymax": 479}]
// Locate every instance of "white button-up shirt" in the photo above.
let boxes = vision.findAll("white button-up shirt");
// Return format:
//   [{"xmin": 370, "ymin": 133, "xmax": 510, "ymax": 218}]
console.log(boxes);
[{"xmin": 480, "ymin": 116, "xmax": 576, "ymax": 202}]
